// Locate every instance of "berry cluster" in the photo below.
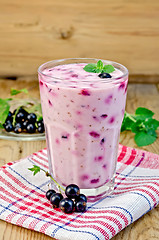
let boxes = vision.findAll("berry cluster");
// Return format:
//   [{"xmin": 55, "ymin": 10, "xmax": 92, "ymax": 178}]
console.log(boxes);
[
  {"xmin": 3, "ymin": 108, "xmax": 44, "ymax": 134},
  {"xmin": 46, "ymin": 184, "xmax": 87, "ymax": 214}
]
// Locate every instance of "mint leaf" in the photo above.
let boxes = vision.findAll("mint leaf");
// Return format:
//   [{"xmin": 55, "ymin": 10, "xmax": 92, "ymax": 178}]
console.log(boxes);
[
  {"xmin": 0, "ymin": 98, "xmax": 10, "ymax": 124},
  {"xmin": 131, "ymin": 120, "xmax": 142, "ymax": 133},
  {"xmin": 133, "ymin": 115, "xmax": 149, "ymax": 121},
  {"xmin": 11, "ymin": 88, "xmax": 28, "ymax": 96},
  {"xmin": 135, "ymin": 107, "xmax": 154, "ymax": 117},
  {"xmin": 102, "ymin": 65, "xmax": 115, "ymax": 74},
  {"xmin": 147, "ymin": 129, "xmax": 157, "ymax": 137},
  {"xmin": 95, "ymin": 68, "xmax": 102, "ymax": 73},
  {"xmin": 97, "ymin": 60, "xmax": 103, "ymax": 70},
  {"xmin": 121, "ymin": 112, "xmax": 135, "ymax": 132},
  {"xmin": 121, "ymin": 107, "xmax": 158, "ymax": 147},
  {"xmin": 134, "ymin": 131, "xmax": 157, "ymax": 147},
  {"xmin": 28, "ymin": 165, "xmax": 41, "ymax": 175},
  {"xmin": 83, "ymin": 60, "xmax": 115, "ymax": 74},
  {"xmin": 145, "ymin": 118, "xmax": 159, "ymax": 130},
  {"xmin": 83, "ymin": 64, "xmax": 97, "ymax": 73}
]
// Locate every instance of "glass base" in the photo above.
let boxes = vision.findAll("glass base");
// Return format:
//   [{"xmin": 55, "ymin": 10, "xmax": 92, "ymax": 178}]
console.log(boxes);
[
  {"xmin": 50, "ymin": 177, "xmax": 115, "ymax": 202},
  {"xmin": 81, "ymin": 178, "xmax": 115, "ymax": 202}
]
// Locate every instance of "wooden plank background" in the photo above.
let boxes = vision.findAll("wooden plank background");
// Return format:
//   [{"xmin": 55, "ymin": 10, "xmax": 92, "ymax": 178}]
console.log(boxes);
[{"xmin": 0, "ymin": 0, "xmax": 159, "ymax": 82}]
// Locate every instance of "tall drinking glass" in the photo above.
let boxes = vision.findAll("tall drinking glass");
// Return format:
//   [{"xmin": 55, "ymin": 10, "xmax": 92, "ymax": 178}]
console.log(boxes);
[{"xmin": 38, "ymin": 58, "xmax": 128, "ymax": 201}]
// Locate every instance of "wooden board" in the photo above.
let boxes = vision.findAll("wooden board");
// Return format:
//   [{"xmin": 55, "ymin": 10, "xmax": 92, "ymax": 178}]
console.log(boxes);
[{"xmin": 0, "ymin": 0, "xmax": 159, "ymax": 82}]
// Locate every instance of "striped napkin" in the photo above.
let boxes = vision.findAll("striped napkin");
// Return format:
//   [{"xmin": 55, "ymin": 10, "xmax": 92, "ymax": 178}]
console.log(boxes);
[{"xmin": 0, "ymin": 144, "xmax": 159, "ymax": 240}]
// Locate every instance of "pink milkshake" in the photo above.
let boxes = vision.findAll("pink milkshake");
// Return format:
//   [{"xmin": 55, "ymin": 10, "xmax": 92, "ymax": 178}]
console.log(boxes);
[{"xmin": 38, "ymin": 58, "xmax": 128, "ymax": 200}]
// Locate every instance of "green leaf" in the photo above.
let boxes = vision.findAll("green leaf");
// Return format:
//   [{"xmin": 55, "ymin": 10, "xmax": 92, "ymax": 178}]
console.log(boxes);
[
  {"xmin": 0, "ymin": 123, "xmax": 4, "ymax": 129},
  {"xmin": 131, "ymin": 121, "xmax": 142, "ymax": 133},
  {"xmin": 121, "ymin": 107, "xmax": 158, "ymax": 147},
  {"xmin": 0, "ymin": 98, "xmax": 10, "ymax": 124},
  {"xmin": 28, "ymin": 165, "xmax": 41, "ymax": 175},
  {"xmin": 133, "ymin": 115, "xmax": 148, "ymax": 121},
  {"xmin": 102, "ymin": 65, "xmax": 115, "ymax": 73},
  {"xmin": 11, "ymin": 88, "xmax": 28, "ymax": 96},
  {"xmin": 135, "ymin": 107, "xmax": 154, "ymax": 117},
  {"xmin": 147, "ymin": 129, "xmax": 157, "ymax": 137},
  {"xmin": 95, "ymin": 68, "xmax": 102, "ymax": 73},
  {"xmin": 83, "ymin": 61, "xmax": 115, "ymax": 74},
  {"xmin": 144, "ymin": 118, "xmax": 159, "ymax": 131},
  {"xmin": 134, "ymin": 131, "xmax": 157, "ymax": 147},
  {"xmin": 97, "ymin": 60, "xmax": 103, "ymax": 70},
  {"xmin": 83, "ymin": 64, "xmax": 97, "ymax": 73},
  {"xmin": 121, "ymin": 112, "xmax": 136, "ymax": 132}
]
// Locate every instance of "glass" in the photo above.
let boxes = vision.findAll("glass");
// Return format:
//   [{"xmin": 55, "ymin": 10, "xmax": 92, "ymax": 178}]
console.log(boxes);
[{"xmin": 38, "ymin": 58, "xmax": 128, "ymax": 201}]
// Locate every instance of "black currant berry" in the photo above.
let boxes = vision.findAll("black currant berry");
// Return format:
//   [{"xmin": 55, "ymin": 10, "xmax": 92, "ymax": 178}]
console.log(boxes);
[
  {"xmin": 98, "ymin": 73, "xmax": 112, "ymax": 78},
  {"xmin": 5, "ymin": 111, "xmax": 13, "ymax": 122},
  {"xmin": 37, "ymin": 120, "xmax": 44, "ymax": 127},
  {"xmin": 4, "ymin": 123, "xmax": 14, "ymax": 132},
  {"xmin": 20, "ymin": 108, "xmax": 28, "ymax": 115},
  {"xmin": 4, "ymin": 119, "xmax": 12, "ymax": 126},
  {"xmin": 65, "ymin": 184, "xmax": 80, "ymax": 199},
  {"xmin": 75, "ymin": 200, "xmax": 87, "ymax": 212},
  {"xmin": 15, "ymin": 122, "xmax": 22, "ymax": 129},
  {"xmin": 59, "ymin": 198, "xmax": 74, "ymax": 213},
  {"xmin": 15, "ymin": 111, "xmax": 26, "ymax": 123},
  {"xmin": 37, "ymin": 125, "xmax": 44, "ymax": 133},
  {"xmin": 46, "ymin": 189, "xmax": 56, "ymax": 200},
  {"xmin": 14, "ymin": 126, "xmax": 22, "ymax": 134},
  {"xmin": 26, "ymin": 123, "xmax": 36, "ymax": 133},
  {"xmin": 8, "ymin": 111, "xmax": 13, "ymax": 118},
  {"xmin": 75, "ymin": 194, "xmax": 87, "ymax": 203},
  {"xmin": 27, "ymin": 113, "xmax": 37, "ymax": 123},
  {"xmin": 50, "ymin": 193, "xmax": 63, "ymax": 208},
  {"xmin": 22, "ymin": 120, "xmax": 28, "ymax": 130}
]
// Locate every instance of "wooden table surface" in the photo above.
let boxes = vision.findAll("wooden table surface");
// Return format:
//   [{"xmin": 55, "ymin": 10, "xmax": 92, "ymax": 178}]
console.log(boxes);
[{"xmin": 0, "ymin": 79, "xmax": 159, "ymax": 240}]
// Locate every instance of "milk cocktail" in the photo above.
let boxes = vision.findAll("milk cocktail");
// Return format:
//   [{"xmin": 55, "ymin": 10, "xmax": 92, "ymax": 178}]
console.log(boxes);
[{"xmin": 38, "ymin": 58, "xmax": 128, "ymax": 199}]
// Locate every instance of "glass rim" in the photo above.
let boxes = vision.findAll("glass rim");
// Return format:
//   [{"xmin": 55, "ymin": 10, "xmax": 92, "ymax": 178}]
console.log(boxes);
[{"xmin": 38, "ymin": 58, "xmax": 129, "ymax": 83}]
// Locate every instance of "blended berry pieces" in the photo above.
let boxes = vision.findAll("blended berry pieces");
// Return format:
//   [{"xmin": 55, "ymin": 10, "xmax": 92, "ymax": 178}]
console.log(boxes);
[
  {"xmin": 89, "ymin": 131, "xmax": 100, "ymax": 138},
  {"xmin": 98, "ymin": 73, "xmax": 112, "ymax": 78},
  {"xmin": 100, "ymin": 114, "xmax": 108, "ymax": 119},
  {"xmin": 81, "ymin": 89, "xmax": 91, "ymax": 96},
  {"xmin": 45, "ymin": 184, "xmax": 87, "ymax": 214},
  {"xmin": 100, "ymin": 138, "xmax": 105, "ymax": 145},
  {"xmin": 3, "ymin": 108, "xmax": 45, "ymax": 134}
]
